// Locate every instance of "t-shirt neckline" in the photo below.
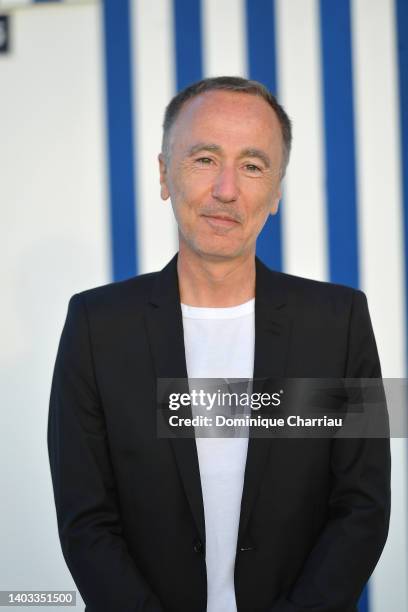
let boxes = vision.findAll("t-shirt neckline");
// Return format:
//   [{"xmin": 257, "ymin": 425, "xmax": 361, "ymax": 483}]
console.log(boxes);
[{"xmin": 180, "ymin": 298, "xmax": 255, "ymax": 320}]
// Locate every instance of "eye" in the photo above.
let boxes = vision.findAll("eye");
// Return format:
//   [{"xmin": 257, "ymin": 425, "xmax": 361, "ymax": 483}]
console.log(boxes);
[
  {"xmin": 195, "ymin": 157, "xmax": 214, "ymax": 165},
  {"xmin": 244, "ymin": 163, "xmax": 262, "ymax": 173}
]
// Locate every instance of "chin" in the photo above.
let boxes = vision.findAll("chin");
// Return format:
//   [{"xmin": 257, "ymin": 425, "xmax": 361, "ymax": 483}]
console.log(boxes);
[
  {"xmin": 179, "ymin": 231, "xmax": 249, "ymax": 260},
  {"xmin": 191, "ymin": 240, "xmax": 246, "ymax": 261}
]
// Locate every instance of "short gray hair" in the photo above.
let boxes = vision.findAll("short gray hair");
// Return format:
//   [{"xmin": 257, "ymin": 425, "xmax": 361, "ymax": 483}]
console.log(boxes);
[{"xmin": 161, "ymin": 76, "xmax": 292, "ymax": 177}]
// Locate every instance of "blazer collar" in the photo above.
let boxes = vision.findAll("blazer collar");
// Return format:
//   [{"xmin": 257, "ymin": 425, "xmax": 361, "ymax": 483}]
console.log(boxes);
[
  {"xmin": 148, "ymin": 251, "xmax": 288, "ymax": 306},
  {"xmin": 145, "ymin": 253, "xmax": 292, "ymax": 547}
]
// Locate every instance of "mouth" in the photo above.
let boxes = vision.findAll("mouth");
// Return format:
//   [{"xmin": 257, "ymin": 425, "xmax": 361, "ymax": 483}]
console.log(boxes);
[{"xmin": 201, "ymin": 214, "xmax": 240, "ymax": 228}]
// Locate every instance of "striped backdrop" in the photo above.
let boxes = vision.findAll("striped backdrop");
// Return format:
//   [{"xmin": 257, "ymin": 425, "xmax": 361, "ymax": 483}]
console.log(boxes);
[
  {"xmin": 105, "ymin": 5, "xmax": 408, "ymax": 609},
  {"xmin": 1, "ymin": 1, "xmax": 406, "ymax": 610}
]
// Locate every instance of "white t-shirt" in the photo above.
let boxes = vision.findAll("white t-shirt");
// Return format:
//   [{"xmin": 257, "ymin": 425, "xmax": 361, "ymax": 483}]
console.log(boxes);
[{"xmin": 181, "ymin": 298, "xmax": 255, "ymax": 612}]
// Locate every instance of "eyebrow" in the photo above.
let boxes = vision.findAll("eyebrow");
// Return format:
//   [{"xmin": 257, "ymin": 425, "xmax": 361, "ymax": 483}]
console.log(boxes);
[
  {"xmin": 187, "ymin": 143, "xmax": 222, "ymax": 156},
  {"xmin": 186, "ymin": 143, "xmax": 271, "ymax": 168}
]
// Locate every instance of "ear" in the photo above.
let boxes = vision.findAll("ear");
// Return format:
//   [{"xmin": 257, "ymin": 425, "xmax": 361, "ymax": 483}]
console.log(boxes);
[
  {"xmin": 270, "ymin": 187, "xmax": 282, "ymax": 216},
  {"xmin": 158, "ymin": 153, "xmax": 170, "ymax": 200}
]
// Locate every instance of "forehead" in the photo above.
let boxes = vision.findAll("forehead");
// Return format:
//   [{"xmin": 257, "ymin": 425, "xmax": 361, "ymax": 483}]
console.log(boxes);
[{"xmin": 169, "ymin": 90, "xmax": 282, "ymax": 153}]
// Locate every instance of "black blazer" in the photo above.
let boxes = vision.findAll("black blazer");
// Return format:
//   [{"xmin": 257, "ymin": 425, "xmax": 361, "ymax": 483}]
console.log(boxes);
[{"xmin": 48, "ymin": 254, "xmax": 390, "ymax": 612}]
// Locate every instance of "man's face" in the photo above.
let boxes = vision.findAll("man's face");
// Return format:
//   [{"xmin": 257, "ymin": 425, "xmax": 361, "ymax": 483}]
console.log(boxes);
[{"xmin": 159, "ymin": 90, "xmax": 283, "ymax": 261}]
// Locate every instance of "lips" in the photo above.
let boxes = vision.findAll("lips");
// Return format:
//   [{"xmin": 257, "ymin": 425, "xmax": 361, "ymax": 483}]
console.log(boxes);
[
  {"xmin": 205, "ymin": 214, "xmax": 237, "ymax": 221},
  {"xmin": 201, "ymin": 213, "xmax": 240, "ymax": 224},
  {"xmin": 202, "ymin": 214, "xmax": 240, "ymax": 228}
]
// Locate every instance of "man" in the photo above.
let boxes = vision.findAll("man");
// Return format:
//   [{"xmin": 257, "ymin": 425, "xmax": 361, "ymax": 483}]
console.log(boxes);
[{"xmin": 48, "ymin": 77, "xmax": 390, "ymax": 612}]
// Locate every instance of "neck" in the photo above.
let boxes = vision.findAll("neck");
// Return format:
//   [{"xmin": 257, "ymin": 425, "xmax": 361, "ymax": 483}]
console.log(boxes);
[{"xmin": 177, "ymin": 245, "xmax": 256, "ymax": 307}]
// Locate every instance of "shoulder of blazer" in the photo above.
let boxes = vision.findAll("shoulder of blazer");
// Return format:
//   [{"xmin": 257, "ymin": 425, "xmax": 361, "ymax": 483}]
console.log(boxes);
[
  {"xmin": 70, "ymin": 254, "xmax": 180, "ymax": 318},
  {"xmin": 255, "ymin": 256, "xmax": 359, "ymax": 317}
]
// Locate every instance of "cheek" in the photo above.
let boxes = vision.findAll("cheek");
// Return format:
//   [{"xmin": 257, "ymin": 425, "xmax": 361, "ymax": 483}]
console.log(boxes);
[
  {"xmin": 172, "ymin": 173, "xmax": 213, "ymax": 208},
  {"xmin": 250, "ymin": 181, "xmax": 280, "ymax": 214},
  {"xmin": 246, "ymin": 188, "xmax": 276, "ymax": 218}
]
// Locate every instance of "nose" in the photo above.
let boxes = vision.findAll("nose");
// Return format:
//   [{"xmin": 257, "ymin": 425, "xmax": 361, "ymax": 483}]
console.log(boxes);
[{"xmin": 211, "ymin": 165, "xmax": 239, "ymax": 203}]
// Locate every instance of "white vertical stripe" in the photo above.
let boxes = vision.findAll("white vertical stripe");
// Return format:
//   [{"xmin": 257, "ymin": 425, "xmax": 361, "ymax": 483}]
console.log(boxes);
[
  {"xmin": 351, "ymin": 0, "xmax": 407, "ymax": 610},
  {"xmin": 130, "ymin": 0, "xmax": 178, "ymax": 274},
  {"xmin": 0, "ymin": 5, "xmax": 108, "ymax": 608},
  {"xmin": 275, "ymin": 0, "xmax": 327, "ymax": 281},
  {"xmin": 202, "ymin": 0, "xmax": 247, "ymax": 77}
]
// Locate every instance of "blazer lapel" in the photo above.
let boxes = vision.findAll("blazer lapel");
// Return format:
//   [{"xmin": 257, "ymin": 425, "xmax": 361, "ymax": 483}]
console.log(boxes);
[
  {"xmin": 237, "ymin": 257, "xmax": 292, "ymax": 546},
  {"xmin": 144, "ymin": 254, "xmax": 206, "ymax": 544}
]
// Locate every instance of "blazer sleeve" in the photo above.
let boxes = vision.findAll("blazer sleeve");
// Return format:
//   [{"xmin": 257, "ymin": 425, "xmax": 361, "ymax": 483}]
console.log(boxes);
[
  {"xmin": 47, "ymin": 294, "xmax": 164, "ymax": 612},
  {"xmin": 272, "ymin": 289, "xmax": 391, "ymax": 612}
]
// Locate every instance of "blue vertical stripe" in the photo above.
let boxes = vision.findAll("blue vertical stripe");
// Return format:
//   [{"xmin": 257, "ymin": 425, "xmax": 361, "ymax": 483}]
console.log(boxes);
[
  {"xmin": 396, "ymin": 0, "xmax": 408, "ymax": 368},
  {"xmin": 173, "ymin": 0, "xmax": 203, "ymax": 91},
  {"xmin": 320, "ymin": 0, "xmax": 359, "ymax": 289},
  {"xmin": 246, "ymin": 0, "xmax": 283, "ymax": 272},
  {"xmin": 102, "ymin": 0, "xmax": 138, "ymax": 281}
]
